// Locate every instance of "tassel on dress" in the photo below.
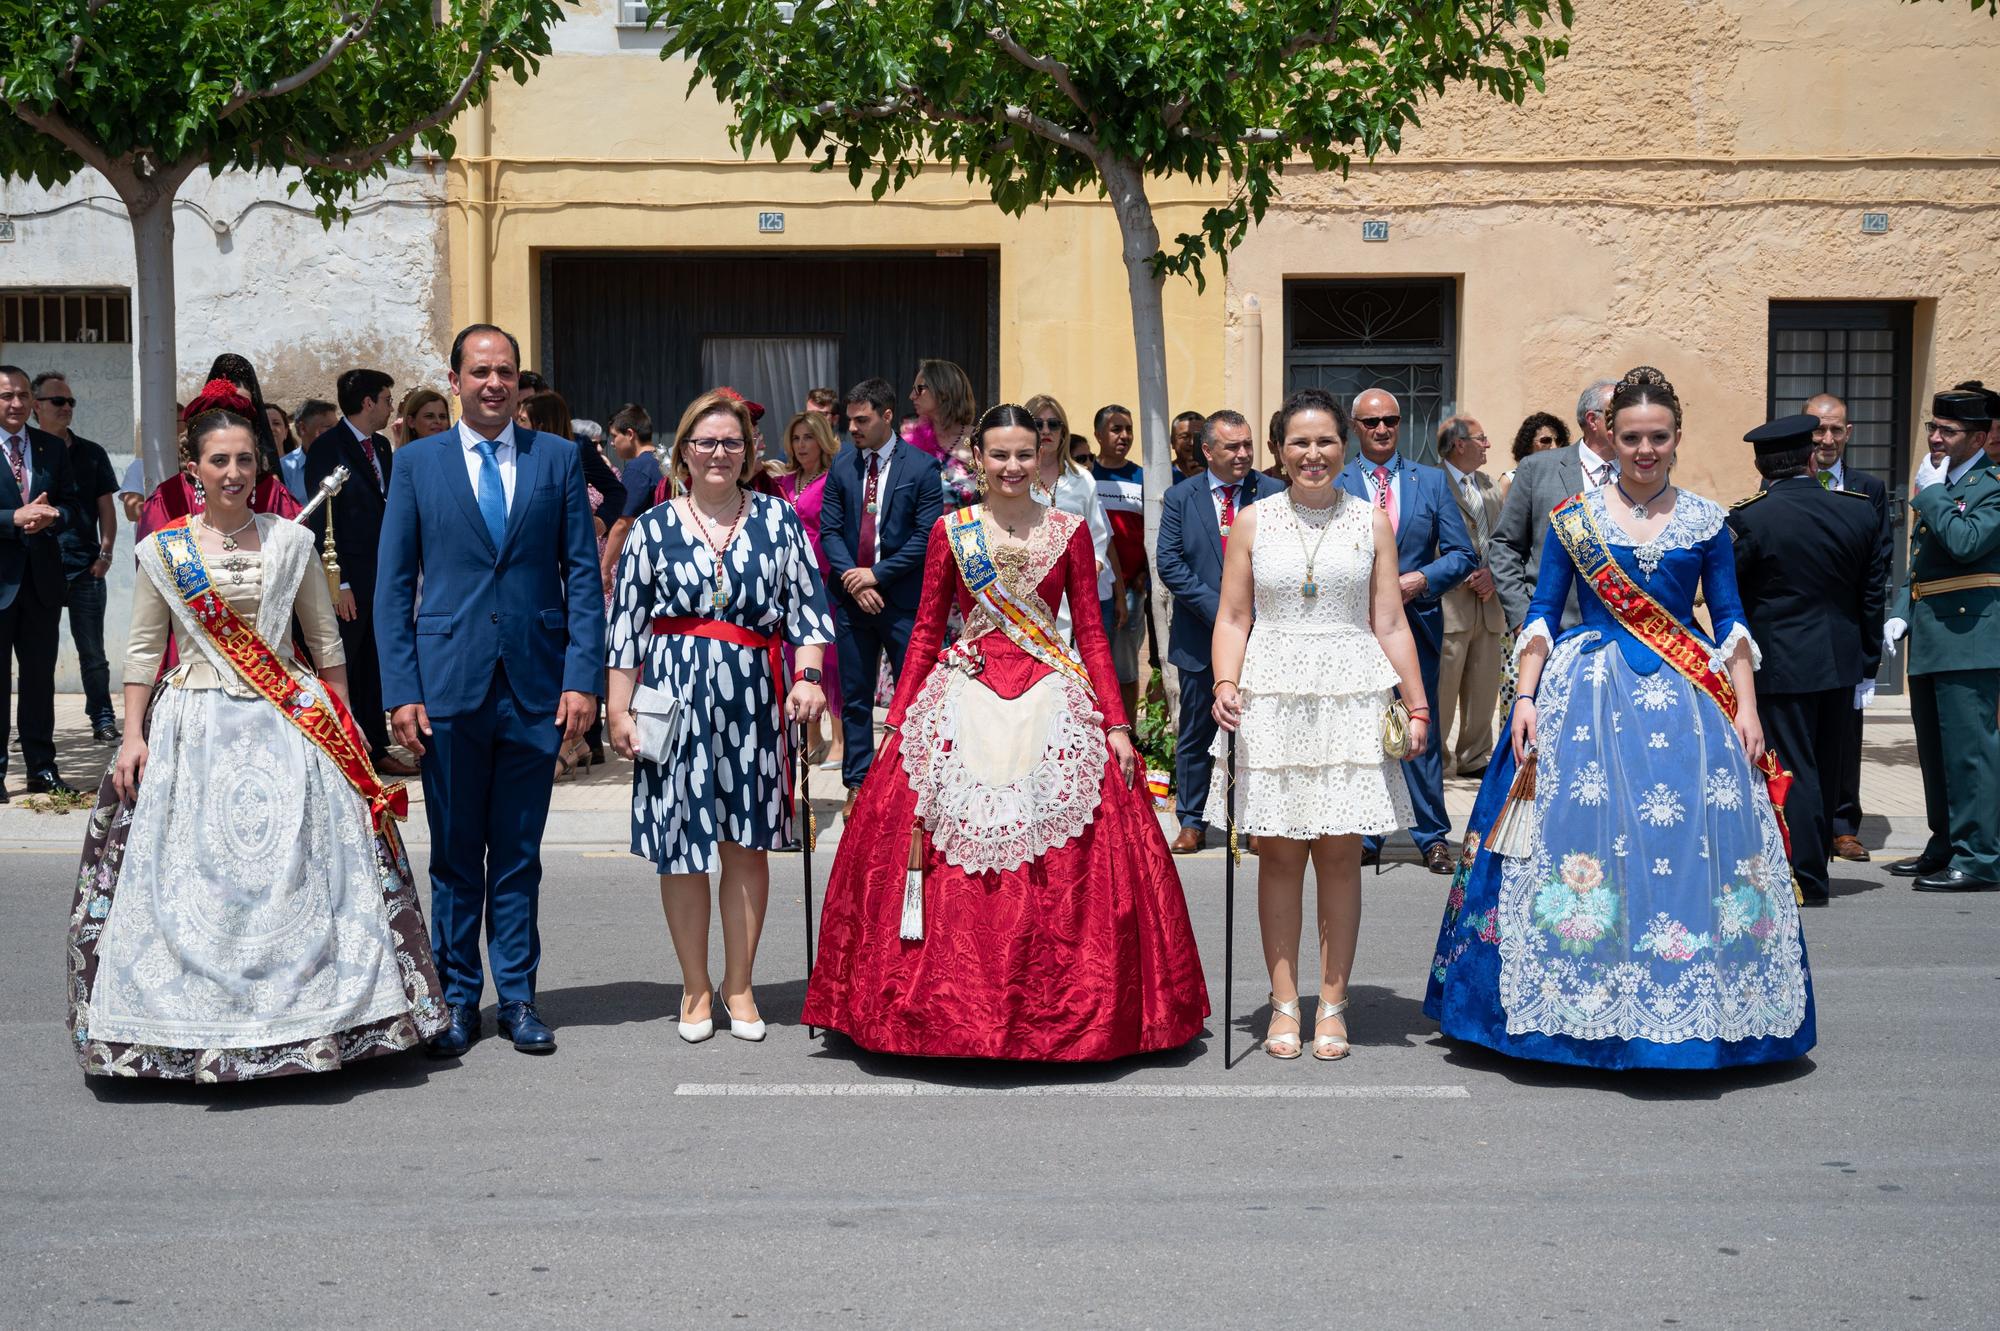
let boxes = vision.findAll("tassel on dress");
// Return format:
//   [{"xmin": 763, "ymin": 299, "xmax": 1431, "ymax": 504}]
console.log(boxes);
[
  {"xmin": 900, "ymin": 827, "xmax": 926, "ymax": 940},
  {"xmin": 1484, "ymin": 746, "xmax": 1539, "ymax": 860}
]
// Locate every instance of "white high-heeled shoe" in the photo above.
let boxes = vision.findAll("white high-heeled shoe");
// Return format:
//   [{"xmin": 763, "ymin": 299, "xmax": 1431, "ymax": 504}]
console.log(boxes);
[
  {"xmin": 721, "ymin": 993, "xmax": 766, "ymax": 1042},
  {"xmin": 677, "ymin": 992, "xmax": 714, "ymax": 1044}
]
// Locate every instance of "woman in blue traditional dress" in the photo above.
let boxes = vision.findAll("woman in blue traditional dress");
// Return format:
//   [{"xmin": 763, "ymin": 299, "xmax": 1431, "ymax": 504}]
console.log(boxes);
[{"xmin": 1425, "ymin": 367, "xmax": 1815, "ymax": 1070}]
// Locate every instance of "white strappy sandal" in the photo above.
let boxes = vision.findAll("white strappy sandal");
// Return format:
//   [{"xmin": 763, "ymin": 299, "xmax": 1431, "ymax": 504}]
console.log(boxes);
[
  {"xmin": 1312, "ymin": 997, "xmax": 1352, "ymax": 1061},
  {"xmin": 1265, "ymin": 994, "xmax": 1303, "ymax": 1060}
]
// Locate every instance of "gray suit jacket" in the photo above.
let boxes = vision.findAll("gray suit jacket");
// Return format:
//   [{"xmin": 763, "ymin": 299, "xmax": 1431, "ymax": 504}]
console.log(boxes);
[{"xmin": 1489, "ymin": 442, "xmax": 1596, "ymax": 631}]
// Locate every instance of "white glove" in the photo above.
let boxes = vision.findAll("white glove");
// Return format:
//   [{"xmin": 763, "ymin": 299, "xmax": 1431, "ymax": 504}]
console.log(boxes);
[
  {"xmin": 1854, "ymin": 678, "xmax": 1877, "ymax": 710},
  {"xmin": 1913, "ymin": 451, "xmax": 1949, "ymax": 492},
  {"xmin": 1883, "ymin": 617, "xmax": 1908, "ymax": 657}
]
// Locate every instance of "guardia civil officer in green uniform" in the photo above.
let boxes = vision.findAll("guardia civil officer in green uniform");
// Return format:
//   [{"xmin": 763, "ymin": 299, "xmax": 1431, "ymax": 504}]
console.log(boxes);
[
  {"xmin": 1885, "ymin": 387, "xmax": 2000, "ymax": 893},
  {"xmin": 1728, "ymin": 415, "xmax": 1888, "ymax": 906}
]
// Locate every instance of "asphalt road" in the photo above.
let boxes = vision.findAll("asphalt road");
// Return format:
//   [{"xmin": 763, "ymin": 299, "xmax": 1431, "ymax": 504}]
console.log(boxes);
[{"xmin": 3, "ymin": 840, "xmax": 1994, "ymax": 1329}]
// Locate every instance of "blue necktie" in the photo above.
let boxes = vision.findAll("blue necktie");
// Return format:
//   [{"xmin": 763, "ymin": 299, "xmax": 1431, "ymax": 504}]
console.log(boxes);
[{"xmin": 474, "ymin": 438, "xmax": 507, "ymax": 548}]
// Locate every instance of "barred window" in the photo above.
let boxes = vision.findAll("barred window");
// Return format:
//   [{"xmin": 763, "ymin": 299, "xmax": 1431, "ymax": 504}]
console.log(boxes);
[{"xmin": 0, "ymin": 289, "xmax": 130, "ymax": 344}]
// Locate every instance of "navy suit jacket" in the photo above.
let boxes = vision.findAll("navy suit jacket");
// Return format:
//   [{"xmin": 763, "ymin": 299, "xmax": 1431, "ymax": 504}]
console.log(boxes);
[
  {"xmin": 820, "ymin": 439, "xmax": 944, "ymax": 615},
  {"xmin": 1336, "ymin": 455, "xmax": 1476, "ymax": 654},
  {"xmin": 0, "ymin": 425, "xmax": 76, "ymax": 610},
  {"xmin": 1156, "ymin": 468, "xmax": 1277, "ymax": 672},
  {"xmin": 374, "ymin": 426, "xmax": 606, "ymax": 718},
  {"xmin": 306, "ymin": 421, "xmax": 391, "ymax": 602}
]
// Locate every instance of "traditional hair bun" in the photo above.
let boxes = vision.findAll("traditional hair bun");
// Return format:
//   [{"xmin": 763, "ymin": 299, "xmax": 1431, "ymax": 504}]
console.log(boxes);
[
  {"xmin": 182, "ymin": 377, "xmax": 252, "ymax": 421},
  {"xmin": 1609, "ymin": 365, "xmax": 1683, "ymax": 430}
]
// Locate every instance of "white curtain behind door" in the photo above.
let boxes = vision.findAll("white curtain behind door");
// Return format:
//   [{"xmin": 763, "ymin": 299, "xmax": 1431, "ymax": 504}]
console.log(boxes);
[{"xmin": 700, "ymin": 336, "xmax": 841, "ymax": 459}]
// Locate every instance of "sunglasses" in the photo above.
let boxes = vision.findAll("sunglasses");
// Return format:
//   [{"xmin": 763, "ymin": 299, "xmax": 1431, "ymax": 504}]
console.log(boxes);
[
  {"xmin": 1356, "ymin": 415, "xmax": 1401, "ymax": 430},
  {"xmin": 1035, "ymin": 417, "xmax": 1063, "ymax": 432},
  {"xmin": 37, "ymin": 396, "xmax": 76, "ymax": 408}
]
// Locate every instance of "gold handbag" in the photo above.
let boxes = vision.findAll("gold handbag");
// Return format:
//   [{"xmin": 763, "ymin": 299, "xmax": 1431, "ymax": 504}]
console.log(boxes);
[{"xmin": 1382, "ymin": 699, "xmax": 1415, "ymax": 760}]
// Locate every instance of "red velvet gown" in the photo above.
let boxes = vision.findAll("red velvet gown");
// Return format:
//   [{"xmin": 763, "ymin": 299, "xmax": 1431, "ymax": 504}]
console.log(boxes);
[{"xmin": 802, "ymin": 511, "xmax": 1209, "ymax": 1060}]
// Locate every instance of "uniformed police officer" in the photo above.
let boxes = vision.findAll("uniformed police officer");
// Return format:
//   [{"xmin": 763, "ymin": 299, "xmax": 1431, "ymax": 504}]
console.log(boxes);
[
  {"xmin": 1885, "ymin": 387, "xmax": 2000, "ymax": 893},
  {"xmin": 1729, "ymin": 415, "xmax": 1888, "ymax": 906}
]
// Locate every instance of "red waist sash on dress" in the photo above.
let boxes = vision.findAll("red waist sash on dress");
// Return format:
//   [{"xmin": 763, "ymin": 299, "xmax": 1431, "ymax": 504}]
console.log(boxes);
[{"xmin": 652, "ymin": 615, "xmax": 794, "ymax": 815}]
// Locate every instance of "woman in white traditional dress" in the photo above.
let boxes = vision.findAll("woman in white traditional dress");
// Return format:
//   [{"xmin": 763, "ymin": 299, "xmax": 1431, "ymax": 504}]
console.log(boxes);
[
  {"xmin": 66, "ymin": 403, "xmax": 446, "ymax": 1081},
  {"xmin": 1210, "ymin": 387, "xmax": 1431, "ymax": 1061}
]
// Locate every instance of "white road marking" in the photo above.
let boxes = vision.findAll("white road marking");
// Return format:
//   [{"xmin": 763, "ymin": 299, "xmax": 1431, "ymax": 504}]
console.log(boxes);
[{"xmin": 676, "ymin": 1083, "xmax": 1469, "ymax": 1099}]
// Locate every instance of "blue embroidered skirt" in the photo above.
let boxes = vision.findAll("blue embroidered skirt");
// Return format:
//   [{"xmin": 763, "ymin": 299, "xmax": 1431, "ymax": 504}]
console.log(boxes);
[{"xmin": 1423, "ymin": 631, "xmax": 1816, "ymax": 1070}]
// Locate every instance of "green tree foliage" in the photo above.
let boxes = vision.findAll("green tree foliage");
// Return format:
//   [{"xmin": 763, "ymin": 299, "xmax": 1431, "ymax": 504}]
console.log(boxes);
[
  {"xmin": 0, "ymin": 0, "xmax": 572, "ymax": 481},
  {"xmin": 651, "ymin": 0, "xmax": 1570, "ymax": 563}
]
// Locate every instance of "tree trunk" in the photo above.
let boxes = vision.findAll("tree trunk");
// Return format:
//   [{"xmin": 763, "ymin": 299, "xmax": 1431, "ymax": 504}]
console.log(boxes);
[
  {"xmin": 125, "ymin": 188, "xmax": 180, "ymax": 490},
  {"xmin": 1101, "ymin": 157, "xmax": 1178, "ymax": 719}
]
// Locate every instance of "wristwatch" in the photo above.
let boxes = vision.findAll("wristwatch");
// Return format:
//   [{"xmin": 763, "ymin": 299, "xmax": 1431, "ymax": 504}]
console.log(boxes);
[{"xmin": 799, "ymin": 667, "xmax": 823, "ymax": 684}]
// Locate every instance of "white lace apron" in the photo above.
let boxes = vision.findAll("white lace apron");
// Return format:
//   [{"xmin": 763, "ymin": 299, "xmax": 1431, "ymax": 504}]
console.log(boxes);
[{"xmin": 898, "ymin": 510, "xmax": 1108, "ymax": 876}]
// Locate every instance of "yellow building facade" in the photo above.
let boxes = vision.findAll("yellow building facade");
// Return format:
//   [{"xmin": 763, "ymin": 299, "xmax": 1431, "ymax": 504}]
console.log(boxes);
[{"xmin": 450, "ymin": 0, "xmax": 1999, "ymax": 509}]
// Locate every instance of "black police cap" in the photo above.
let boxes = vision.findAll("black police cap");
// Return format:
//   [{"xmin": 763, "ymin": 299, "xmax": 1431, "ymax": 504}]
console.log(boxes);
[{"xmin": 1742, "ymin": 413, "xmax": 1819, "ymax": 456}]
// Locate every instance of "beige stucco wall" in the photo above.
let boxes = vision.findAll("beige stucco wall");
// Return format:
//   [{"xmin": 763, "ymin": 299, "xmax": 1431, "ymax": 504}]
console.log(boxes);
[
  {"xmin": 453, "ymin": 0, "xmax": 1999, "ymax": 498},
  {"xmin": 1229, "ymin": 0, "xmax": 2000, "ymax": 499}
]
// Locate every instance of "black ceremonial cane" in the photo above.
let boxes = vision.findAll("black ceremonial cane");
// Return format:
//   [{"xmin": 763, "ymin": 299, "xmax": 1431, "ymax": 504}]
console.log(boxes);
[
  {"xmin": 1223, "ymin": 729, "xmax": 1238, "ymax": 1068},
  {"xmin": 798, "ymin": 721, "xmax": 818, "ymax": 1038}
]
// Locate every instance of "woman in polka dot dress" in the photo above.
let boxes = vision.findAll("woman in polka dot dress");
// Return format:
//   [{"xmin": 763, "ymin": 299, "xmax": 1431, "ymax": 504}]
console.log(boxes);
[{"xmin": 607, "ymin": 391, "xmax": 834, "ymax": 1044}]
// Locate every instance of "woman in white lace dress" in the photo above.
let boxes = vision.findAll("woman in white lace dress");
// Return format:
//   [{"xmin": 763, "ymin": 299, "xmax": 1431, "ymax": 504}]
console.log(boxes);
[
  {"xmin": 66, "ymin": 407, "xmax": 446, "ymax": 1080},
  {"xmin": 1210, "ymin": 388, "xmax": 1431, "ymax": 1061}
]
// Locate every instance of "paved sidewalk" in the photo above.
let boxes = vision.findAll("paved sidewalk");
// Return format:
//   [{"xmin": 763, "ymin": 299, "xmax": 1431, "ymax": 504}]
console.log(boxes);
[{"xmin": 1, "ymin": 690, "xmax": 1934, "ymax": 855}]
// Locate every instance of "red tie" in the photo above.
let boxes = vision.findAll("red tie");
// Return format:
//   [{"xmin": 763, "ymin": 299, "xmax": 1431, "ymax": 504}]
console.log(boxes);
[
  {"xmin": 858, "ymin": 451, "xmax": 881, "ymax": 567},
  {"xmin": 360, "ymin": 435, "xmax": 382, "ymax": 488},
  {"xmin": 1218, "ymin": 483, "xmax": 1237, "ymax": 551},
  {"xmin": 1373, "ymin": 463, "xmax": 1398, "ymax": 533}
]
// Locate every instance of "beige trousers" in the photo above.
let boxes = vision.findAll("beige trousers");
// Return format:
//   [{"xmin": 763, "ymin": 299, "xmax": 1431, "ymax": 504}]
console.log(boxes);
[{"xmin": 1438, "ymin": 622, "xmax": 1504, "ymax": 777}]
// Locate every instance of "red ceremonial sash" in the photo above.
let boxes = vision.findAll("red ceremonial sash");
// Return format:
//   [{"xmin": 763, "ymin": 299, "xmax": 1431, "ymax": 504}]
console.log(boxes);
[
  {"xmin": 153, "ymin": 518, "xmax": 409, "ymax": 835},
  {"xmin": 651, "ymin": 615, "xmax": 794, "ymax": 815},
  {"xmin": 1549, "ymin": 496, "xmax": 1793, "ymax": 857}
]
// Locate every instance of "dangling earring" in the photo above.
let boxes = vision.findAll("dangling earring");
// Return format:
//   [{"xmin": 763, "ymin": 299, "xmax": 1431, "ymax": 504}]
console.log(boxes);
[
  {"xmin": 192, "ymin": 475, "xmax": 207, "ymax": 507},
  {"xmin": 974, "ymin": 466, "xmax": 988, "ymax": 496}
]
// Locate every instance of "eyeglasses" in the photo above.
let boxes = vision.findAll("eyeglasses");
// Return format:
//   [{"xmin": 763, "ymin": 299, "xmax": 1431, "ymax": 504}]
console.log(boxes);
[
  {"xmin": 1924, "ymin": 421, "xmax": 1969, "ymax": 439},
  {"xmin": 36, "ymin": 396, "xmax": 76, "ymax": 408},
  {"xmin": 1034, "ymin": 417, "xmax": 1063, "ymax": 432},
  {"xmin": 1356, "ymin": 415, "xmax": 1401, "ymax": 430},
  {"xmin": 912, "ymin": 383, "xmax": 932, "ymax": 395},
  {"xmin": 688, "ymin": 436, "xmax": 747, "ymax": 454}
]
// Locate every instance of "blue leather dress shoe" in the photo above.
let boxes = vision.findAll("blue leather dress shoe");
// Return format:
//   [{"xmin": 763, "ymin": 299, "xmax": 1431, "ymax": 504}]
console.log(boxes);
[
  {"xmin": 497, "ymin": 1001, "xmax": 556, "ymax": 1053},
  {"xmin": 425, "ymin": 1004, "xmax": 481, "ymax": 1058}
]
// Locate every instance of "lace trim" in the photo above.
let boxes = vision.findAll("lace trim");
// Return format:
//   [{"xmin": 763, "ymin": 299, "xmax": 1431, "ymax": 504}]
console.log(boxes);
[
  {"xmin": 1586, "ymin": 488, "xmax": 1725, "ymax": 578},
  {"xmin": 898, "ymin": 664, "xmax": 1107, "ymax": 875},
  {"xmin": 959, "ymin": 508, "xmax": 1080, "ymax": 646},
  {"xmin": 1514, "ymin": 618, "xmax": 1556, "ymax": 665},
  {"xmin": 1710, "ymin": 622, "xmax": 1762, "ymax": 674}
]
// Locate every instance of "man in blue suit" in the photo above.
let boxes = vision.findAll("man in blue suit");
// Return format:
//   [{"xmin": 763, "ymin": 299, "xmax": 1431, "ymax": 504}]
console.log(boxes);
[
  {"xmin": 1156, "ymin": 409, "xmax": 1275, "ymax": 853},
  {"xmin": 1338, "ymin": 388, "xmax": 1476, "ymax": 874},
  {"xmin": 376, "ymin": 325, "xmax": 605, "ymax": 1057},
  {"xmin": 820, "ymin": 377, "xmax": 944, "ymax": 815}
]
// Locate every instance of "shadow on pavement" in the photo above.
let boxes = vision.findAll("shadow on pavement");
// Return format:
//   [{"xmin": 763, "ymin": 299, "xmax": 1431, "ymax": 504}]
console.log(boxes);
[
  {"xmin": 82, "ymin": 1047, "xmax": 440, "ymax": 1110},
  {"xmin": 1829, "ymin": 873, "xmax": 1884, "ymax": 900},
  {"xmin": 801, "ymin": 1031, "xmax": 1211, "ymax": 1086},
  {"xmin": 1433, "ymin": 1037, "xmax": 1817, "ymax": 1099},
  {"xmin": 1225, "ymin": 983, "xmax": 1434, "ymax": 1052}
]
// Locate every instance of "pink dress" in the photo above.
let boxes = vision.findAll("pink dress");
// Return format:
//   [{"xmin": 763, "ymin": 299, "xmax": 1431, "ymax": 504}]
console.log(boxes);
[{"xmin": 776, "ymin": 470, "xmax": 842, "ymax": 718}]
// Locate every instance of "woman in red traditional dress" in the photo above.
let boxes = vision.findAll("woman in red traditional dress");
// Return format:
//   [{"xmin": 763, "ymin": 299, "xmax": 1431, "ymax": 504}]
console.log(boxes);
[{"xmin": 802, "ymin": 405, "xmax": 1209, "ymax": 1061}]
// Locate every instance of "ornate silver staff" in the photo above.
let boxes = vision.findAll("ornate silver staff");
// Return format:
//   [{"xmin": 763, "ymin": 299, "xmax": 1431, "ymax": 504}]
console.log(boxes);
[{"xmin": 292, "ymin": 464, "xmax": 351, "ymax": 601}]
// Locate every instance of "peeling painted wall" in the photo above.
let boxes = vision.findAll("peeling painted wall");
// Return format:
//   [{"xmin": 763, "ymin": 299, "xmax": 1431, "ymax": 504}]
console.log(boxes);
[{"xmin": 0, "ymin": 165, "xmax": 450, "ymax": 690}]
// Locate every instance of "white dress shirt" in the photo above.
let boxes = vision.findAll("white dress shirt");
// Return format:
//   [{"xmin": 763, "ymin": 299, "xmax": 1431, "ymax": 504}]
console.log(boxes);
[
  {"xmin": 1948, "ymin": 451, "xmax": 1985, "ymax": 486},
  {"xmin": 858, "ymin": 437, "xmax": 897, "ymax": 508},
  {"xmin": 1361, "ymin": 455, "xmax": 1402, "ymax": 518},
  {"xmin": 1579, "ymin": 446, "xmax": 1618, "ymax": 489},
  {"xmin": 459, "ymin": 419, "xmax": 519, "ymax": 513},
  {"xmin": 343, "ymin": 416, "xmax": 387, "ymax": 488}
]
